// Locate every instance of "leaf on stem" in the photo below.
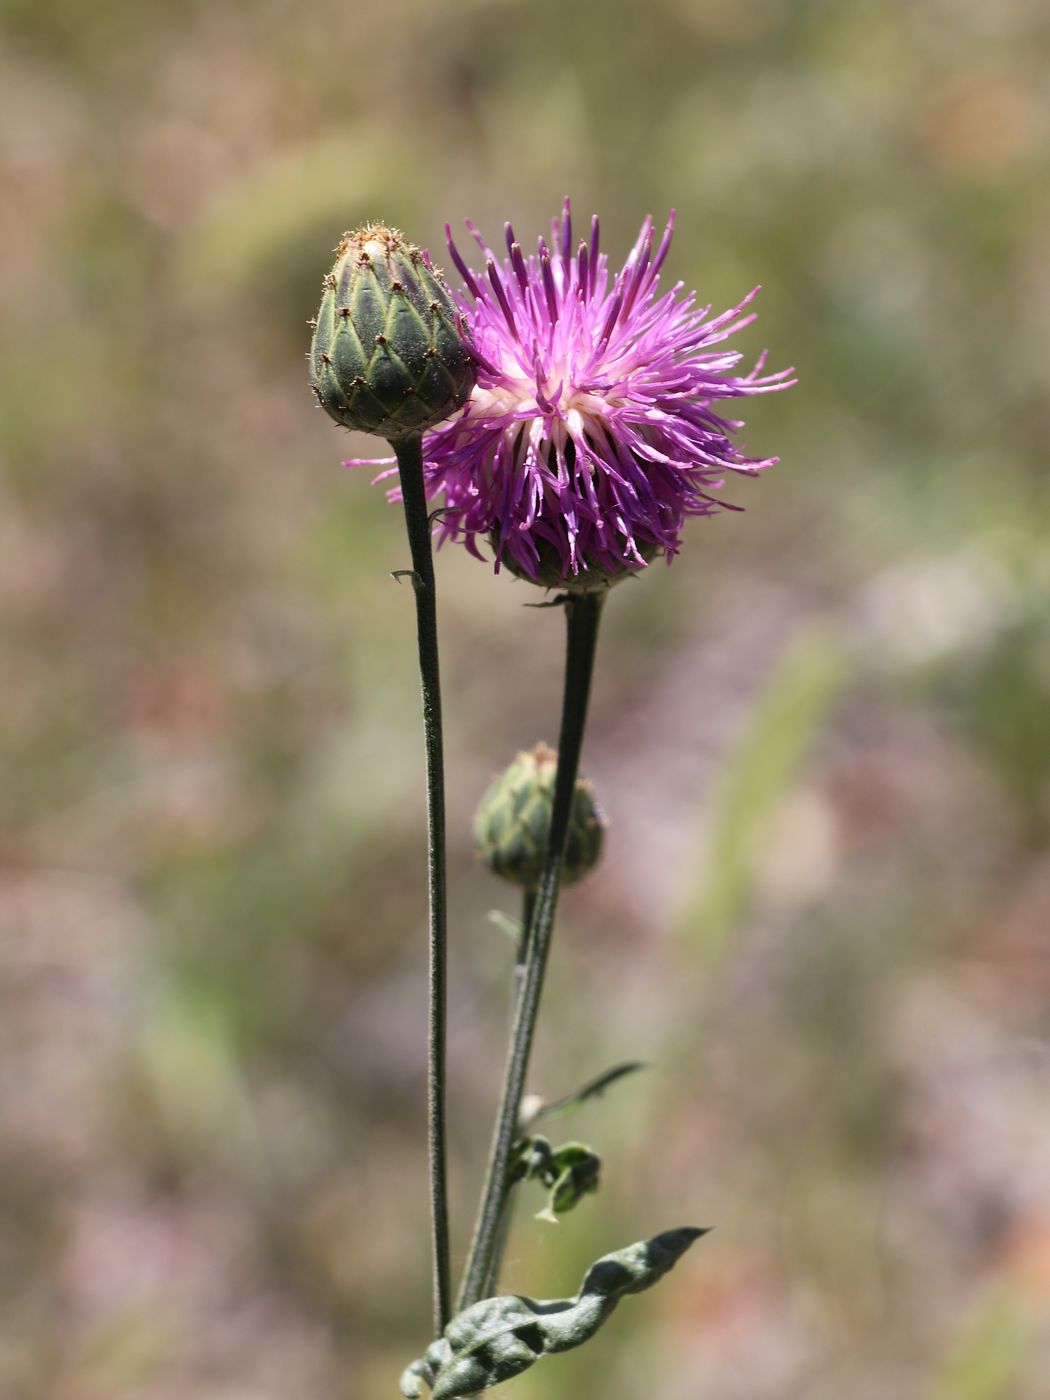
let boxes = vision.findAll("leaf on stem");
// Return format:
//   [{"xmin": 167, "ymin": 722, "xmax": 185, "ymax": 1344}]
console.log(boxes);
[
  {"xmin": 485, "ymin": 909, "xmax": 524, "ymax": 945},
  {"xmin": 522, "ymin": 1060, "xmax": 646, "ymax": 1130},
  {"xmin": 509, "ymin": 1135, "xmax": 601, "ymax": 1220},
  {"xmin": 399, "ymin": 1226, "xmax": 707, "ymax": 1399}
]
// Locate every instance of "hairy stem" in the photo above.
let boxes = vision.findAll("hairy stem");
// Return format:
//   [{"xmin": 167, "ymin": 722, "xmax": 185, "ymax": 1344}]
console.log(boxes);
[
  {"xmin": 458, "ymin": 590, "xmax": 605, "ymax": 1310},
  {"xmin": 514, "ymin": 888, "xmax": 537, "ymax": 1012},
  {"xmin": 482, "ymin": 886, "xmax": 537, "ymax": 1300},
  {"xmin": 393, "ymin": 434, "xmax": 451, "ymax": 1335}
]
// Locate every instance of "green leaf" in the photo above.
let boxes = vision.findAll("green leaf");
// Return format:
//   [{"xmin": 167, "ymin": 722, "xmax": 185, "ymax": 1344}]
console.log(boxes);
[
  {"xmin": 485, "ymin": 909, "xmax": 524, "ymax": 945},
  {"xmin": 524, "ymin": 1061, "xmax": 646, "ymax": 1129},
  {"xmin": 508, "ymin": 1135, "xmax": 601, "ymax": 1220},
  {"xmin": 399, "ymin": 1226, "xmax": 706, "ymax": 1399}
]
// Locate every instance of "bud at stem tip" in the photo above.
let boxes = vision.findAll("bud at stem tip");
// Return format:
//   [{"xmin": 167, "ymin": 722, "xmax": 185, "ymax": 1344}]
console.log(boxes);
[{"xmin": 310, "ymin": 223, "xmax": 476, "ymax": 443}]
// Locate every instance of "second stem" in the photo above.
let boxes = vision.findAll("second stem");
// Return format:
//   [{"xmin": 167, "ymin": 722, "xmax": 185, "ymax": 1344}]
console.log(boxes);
[{"xmin": 459, "ymin": 588, "xmax": 605, "ymax": 1309}]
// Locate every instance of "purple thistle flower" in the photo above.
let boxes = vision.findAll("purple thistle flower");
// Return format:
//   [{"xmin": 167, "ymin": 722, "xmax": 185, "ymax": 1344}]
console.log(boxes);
[{"xmin": 350, "ymin": 201, "xmax": 794, "ymax": 587}]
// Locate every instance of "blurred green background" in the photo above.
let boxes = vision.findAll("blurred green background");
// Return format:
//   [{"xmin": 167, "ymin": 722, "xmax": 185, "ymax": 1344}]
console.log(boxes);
[{"xmin": 2, "ymin": 0, "xmax": 1049, "ymax": 1396}]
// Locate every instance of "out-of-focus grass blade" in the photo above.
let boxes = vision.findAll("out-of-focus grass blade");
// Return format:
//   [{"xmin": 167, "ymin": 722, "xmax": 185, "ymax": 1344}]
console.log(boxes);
[
  {"xmin": 926, "ymin": 1289, "xmax": 1033, "ymax": 1400},
  {"xmin": 177, "ymin": 129, "xmax": 418, "ymax": 294},
  {"xmin": 677, "ymin": 628, "xmax": 845, "ymax": 958}
]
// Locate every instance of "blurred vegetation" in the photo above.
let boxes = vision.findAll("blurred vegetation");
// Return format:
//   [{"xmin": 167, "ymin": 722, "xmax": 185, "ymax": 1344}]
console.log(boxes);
[{"xmin": 2, "ymin": 0, "xmax": 1049, "ymax": 1396}]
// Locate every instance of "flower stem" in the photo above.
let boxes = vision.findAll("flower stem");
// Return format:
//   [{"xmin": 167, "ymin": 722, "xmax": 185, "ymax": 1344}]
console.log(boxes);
[
  {"xmin": 393, "ymin": 433, "xmax": 451, "ymax": 1336},
  {"xmin": 458, "ymin": 589, "xmax": 605, "ymax": 1310},
  {"xmin": 514, "ymin": 888, "xmax": 536, "ymax": 1011},
  {"xmin": 482, "ymin": 885, "xmax": 537, "ymax": 1300}
]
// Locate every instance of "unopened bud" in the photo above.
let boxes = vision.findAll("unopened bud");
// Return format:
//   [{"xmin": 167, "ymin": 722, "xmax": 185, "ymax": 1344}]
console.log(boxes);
[
  {"xmin": 473, "ymin": 742, "xmax": 606, "ymax": 890},
  {"xmin": 309, "ymin": 224, "xmax": 475, "ymax": 442}
]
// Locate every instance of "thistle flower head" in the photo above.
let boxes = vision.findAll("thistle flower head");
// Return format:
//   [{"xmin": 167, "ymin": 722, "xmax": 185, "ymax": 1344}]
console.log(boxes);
[{"xmin": 382, "ymin": 201, "xmax": 793, "ymax": 586}]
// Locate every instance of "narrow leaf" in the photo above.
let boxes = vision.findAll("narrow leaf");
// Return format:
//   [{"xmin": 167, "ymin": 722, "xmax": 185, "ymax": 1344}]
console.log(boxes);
[
  {"xmin": 399, "ymin": 1225, "xmax": 707, "ymax": 1399},
  {"xmin": 486, "ymin": 909, "xmax": 524, "ymax": 944},
  {"xmin": 525, "ymin": 1060, "xmax": 646, "ymax": 1128}
]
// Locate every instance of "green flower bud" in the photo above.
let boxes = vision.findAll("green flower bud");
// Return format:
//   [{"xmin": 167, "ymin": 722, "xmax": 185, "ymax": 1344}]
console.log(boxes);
[
  {"xmin": 473, "ymin": 742, "xmax": 606, "ymax": 890},
  {"xmin": 309, "ymin": 224, "xmax": 475, "ymax": 442}
]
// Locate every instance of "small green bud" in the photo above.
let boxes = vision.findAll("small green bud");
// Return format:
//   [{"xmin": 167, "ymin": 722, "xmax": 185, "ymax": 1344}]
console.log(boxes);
[
  {"xmin": 309, "ymin": 223, "xmax": 475, "ymax": 442},
  {"xmin": 473, "ymin": 742, "xmax": 606, "ymax": 890}
]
